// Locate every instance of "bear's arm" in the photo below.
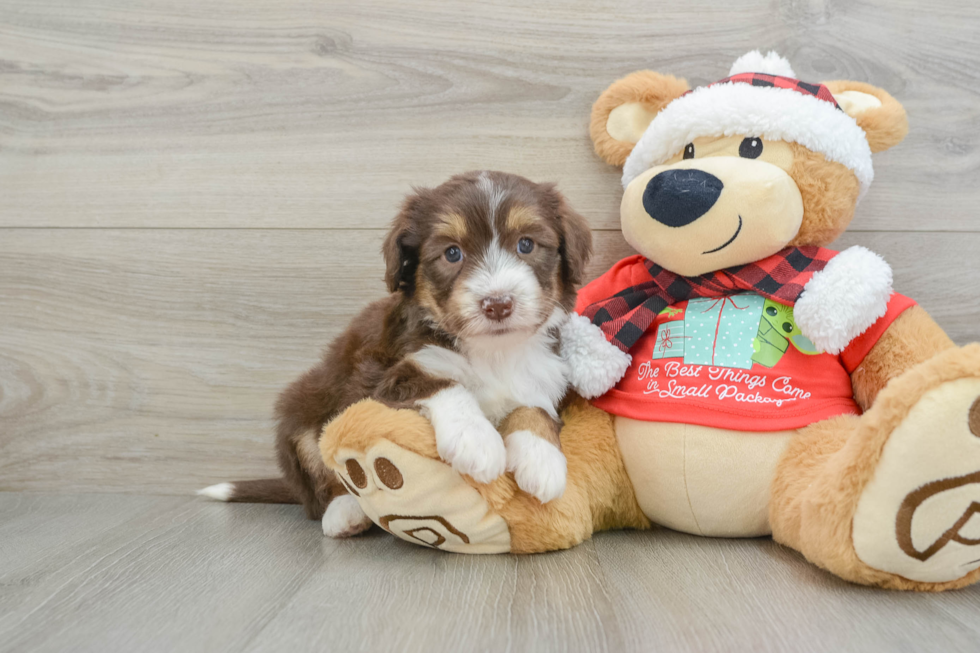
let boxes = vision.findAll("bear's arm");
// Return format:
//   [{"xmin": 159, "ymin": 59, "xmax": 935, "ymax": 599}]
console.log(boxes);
[{"xmin": 849, "ymin": 305, "xmax": 955, "ymax": 411}]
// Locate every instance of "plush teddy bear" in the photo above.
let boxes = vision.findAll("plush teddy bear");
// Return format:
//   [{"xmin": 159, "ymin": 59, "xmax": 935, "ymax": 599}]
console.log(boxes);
[{"xmin": 319, "ymin": 51, "xmax": 980, "ymax": 591}]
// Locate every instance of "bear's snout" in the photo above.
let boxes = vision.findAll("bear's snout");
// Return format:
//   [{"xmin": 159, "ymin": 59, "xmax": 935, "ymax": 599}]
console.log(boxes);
[{"xmin": 642, "ymin": 168, "xmax": 723, "ymax": 227}]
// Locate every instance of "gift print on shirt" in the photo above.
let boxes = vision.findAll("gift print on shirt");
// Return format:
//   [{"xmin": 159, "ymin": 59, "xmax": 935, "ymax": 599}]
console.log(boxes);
[
  {"xmin": 622, "ymin": 291, "xmax": 870, "ymax": 429},
  {"xmin": 752, "ymin": 299, "xmax": 822, "ymax": 368},
  {"xmin": 650, "ymin": 294, "xmax": 819, "ymax": 371}
]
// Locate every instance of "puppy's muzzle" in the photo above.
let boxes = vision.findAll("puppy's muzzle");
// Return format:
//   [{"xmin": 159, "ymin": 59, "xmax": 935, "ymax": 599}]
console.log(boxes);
[
  {"xmin": 643, "ymin": 169, "xmax": 724, "ymax": 227},
  {"xmin": 481, "ymin": 296, "xmax": 514, "ymax": 322}
]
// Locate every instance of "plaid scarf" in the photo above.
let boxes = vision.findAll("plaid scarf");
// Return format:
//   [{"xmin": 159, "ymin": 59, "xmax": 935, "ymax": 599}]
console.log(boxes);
[{"xmin": 581, "ymin": 247, "xmax": 837, "ymax": 354}]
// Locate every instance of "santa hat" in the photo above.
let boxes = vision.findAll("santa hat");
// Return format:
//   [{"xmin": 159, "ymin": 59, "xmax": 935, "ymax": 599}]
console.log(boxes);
[{"xmin": 621, "ymin": 51, "xmax": 875, "ymax": 197}]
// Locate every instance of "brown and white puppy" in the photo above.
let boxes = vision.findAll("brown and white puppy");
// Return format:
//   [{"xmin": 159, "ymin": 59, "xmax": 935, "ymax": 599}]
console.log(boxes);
[{"xmin": 199, "ymin": 171, "xmax": 592, "ymax": 537}]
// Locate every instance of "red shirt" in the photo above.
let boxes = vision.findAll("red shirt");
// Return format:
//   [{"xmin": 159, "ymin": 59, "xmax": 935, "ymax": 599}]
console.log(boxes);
[{"xmin": 576, "ymin": 255, "xmax": 916, "ymax": 431}]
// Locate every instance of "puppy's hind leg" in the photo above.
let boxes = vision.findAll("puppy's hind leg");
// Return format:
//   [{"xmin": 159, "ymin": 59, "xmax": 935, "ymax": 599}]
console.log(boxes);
[
  {"xmin": 322, "ymin": 495, "xmax": 373, "ymax": 537},
  {"xmin": 278, "ymin": 427, "xmax": 349, "ymax": 521},
  {"xmin": 287, "ymin": 427, "xmax": 370, "ymax": 536}
]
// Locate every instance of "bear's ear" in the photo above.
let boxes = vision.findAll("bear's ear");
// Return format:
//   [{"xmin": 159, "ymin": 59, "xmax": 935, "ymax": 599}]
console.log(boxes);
[
  {"xmin": 590, "ymin": 71, "xmax": 690, "ymax": 167},
  {"xmin": 823, "ymin": 80, "xmax": 909, "ymax": 153}
]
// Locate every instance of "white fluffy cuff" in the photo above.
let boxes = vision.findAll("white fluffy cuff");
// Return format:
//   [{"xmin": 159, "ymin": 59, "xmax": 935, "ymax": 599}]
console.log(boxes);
[
  {"xmin": 794, "ymin": 246, "xmax": 893, "ymax": 355},
  {"xmin": 560, "ymin": 313, "xmax": 632, "ymax": 399}
]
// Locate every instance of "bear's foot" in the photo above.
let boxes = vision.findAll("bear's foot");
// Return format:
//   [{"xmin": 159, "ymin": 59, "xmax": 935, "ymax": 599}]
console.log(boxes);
[
  {"xmin": 319, "ymin": 400, "xmax": 512, "ymax": 554},
  {"xmin": 773, "ymin": 344, "xmax": 980, "ymax": 590},
  {"xmin": 852, "ymin": 372, "xmax": 980, "ymax": 584}
]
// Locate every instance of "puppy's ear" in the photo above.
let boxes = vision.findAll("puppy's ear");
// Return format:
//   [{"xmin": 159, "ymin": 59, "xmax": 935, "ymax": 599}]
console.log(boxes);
[
  {"xmin": 591, "ymin": 71, "xmax": 690, "ymax": 167},
  {"xmin": 546, "ymin": 185, "xmax": 593, "ymax": 287},
  {"xmin": 823, "ymin": 80, "xmax": 908, "ymax": 153},
  {"xmin": 382, "ymin": 192, "xmax": 425, "ymax": 295}
]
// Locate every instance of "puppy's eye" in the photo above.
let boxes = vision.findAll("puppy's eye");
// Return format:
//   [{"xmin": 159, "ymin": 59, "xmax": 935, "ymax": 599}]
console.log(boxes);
[
  {"xmin": 683, "ymin": 143, "xmax": 695, "ymax": 160},
  {"xmin": 517, "ymin": 238, "xmax": 534, "ymax": 254},
  {"xmin": 739, "ymin": 137, "xmax": 763, "ymax": 159},
  {"xmin": 444, "ymin": 246, "xmax": 462, "ymax": 263}
]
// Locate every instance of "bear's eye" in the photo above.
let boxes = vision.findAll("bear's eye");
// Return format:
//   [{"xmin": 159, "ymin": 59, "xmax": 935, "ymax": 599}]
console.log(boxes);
[
  {"xmin": 782, "ymin": 321, "xmax": 794, "ymax": 334},
  {"xmin": 517, "ymin": 237, "xmax": 534, "ymax": 254},
  {"xmin": 739, "ymin": 137, "xmax": 764, "ymax": 159},
  {"xmin": 444, "ymin": 246, "xmax": 462, "ymax": 263},
  {"xmin": 683, "ymin": 143, "xmax": 695, "ymax": 159},
  {"xmin": 766, "ymin": 306, "xmax": 778, "ymax": 316}
]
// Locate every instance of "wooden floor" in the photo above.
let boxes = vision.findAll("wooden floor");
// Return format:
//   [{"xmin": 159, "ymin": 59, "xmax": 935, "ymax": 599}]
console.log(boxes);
[
  {"xmin": 2, "ymin": 0, "xmax": 980, "ymax": 650},
  {"xmin": 0, "ymin": 493, "xmax": 978, "ymax": 653}
]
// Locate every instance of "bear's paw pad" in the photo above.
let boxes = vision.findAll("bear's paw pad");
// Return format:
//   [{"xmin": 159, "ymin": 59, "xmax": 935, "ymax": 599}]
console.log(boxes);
[
  {"xmin": 853, "ymin": 378, "xmax": 980, "ymax": 583},
  {"xmin": 331, "ymin": 438, "xmax": 511, "ymax": 554}
]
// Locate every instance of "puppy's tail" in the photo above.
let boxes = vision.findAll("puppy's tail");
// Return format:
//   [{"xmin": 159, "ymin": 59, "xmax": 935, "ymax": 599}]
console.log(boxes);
[{"xmin": 197, "ymin": 478, "xmax": 298, "ymax": 504}]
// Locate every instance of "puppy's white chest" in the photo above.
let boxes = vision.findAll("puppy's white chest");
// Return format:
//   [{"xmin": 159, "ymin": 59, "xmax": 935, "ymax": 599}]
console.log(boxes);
[
  {"xmin": 468, "ymin": 347, "xmax": 566, "ymax": 423},
  {"xmin": 409, "ymin": 338, "xmax": 568, "ymax": 425}
]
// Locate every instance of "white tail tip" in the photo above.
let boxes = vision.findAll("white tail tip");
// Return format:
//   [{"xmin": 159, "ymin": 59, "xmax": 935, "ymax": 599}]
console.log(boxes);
[{"xmin": 197, "ymin": 482, "xmax": 234, "ymax": 501}]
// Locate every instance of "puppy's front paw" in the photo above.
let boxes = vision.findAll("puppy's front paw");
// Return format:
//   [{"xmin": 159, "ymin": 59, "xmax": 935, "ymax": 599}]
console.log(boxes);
[
  {"xmin": 505, "ymin": 430, "xmax": 567, "ymax": 503},
  {"xmin": 419, "ymin": 387, "xmax": 507, "ymax": 484},
  {"xmin": 436, "ymin": 415, "xmax": 507, "ymax": 484},
  {"xmin": 322, "ymin": 494, "xmax": 373, "ymax": 538}
]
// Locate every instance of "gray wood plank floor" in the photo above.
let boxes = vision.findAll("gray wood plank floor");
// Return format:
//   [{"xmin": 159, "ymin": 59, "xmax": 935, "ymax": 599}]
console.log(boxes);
[
  {"xmin": 1, "ymin": 493, "xmax": 978, "ymax": 653},
  {"xmin": 2, "ymin": 0, "xmax": 980, "ymax": 650}
]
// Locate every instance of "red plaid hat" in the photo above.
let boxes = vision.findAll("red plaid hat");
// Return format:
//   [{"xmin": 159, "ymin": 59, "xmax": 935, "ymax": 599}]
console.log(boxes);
[
  {"xmin": 700, "ymin": 72, "xmax": 841, "ymax": 108},
  {"xmin": 622, "ymin": 50, "xmax": 874, "ymax": 197}
]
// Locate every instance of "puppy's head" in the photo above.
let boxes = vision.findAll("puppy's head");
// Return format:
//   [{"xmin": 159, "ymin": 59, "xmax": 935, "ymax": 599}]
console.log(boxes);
[{"xmin": 382, "ymin": 171, "xmax": 592, "ymax": 341}]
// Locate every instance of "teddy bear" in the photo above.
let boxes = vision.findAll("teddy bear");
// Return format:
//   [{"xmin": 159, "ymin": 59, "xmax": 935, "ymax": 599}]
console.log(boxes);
[{"xmin": 318, "ymin": 51, "xmax": 980, "ymax": 591}]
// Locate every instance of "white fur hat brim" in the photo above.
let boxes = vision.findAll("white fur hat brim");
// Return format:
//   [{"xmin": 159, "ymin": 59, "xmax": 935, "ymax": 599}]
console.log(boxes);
[{"xmin": 621, "ymin": 53, "xmax": 874, "ymax": 198}]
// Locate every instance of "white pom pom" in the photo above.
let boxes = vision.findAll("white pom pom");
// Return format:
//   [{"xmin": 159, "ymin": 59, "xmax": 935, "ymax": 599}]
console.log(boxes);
[
  {"xmin": 794, "ymin": 246, "xmax": 893, "ymax": 355},
  {"xmin": 729, "ymin": 50, "xmax": 796, "ymax": 78},
  {"xmin": 560, "ymin": 313, "xmax": 632, "ymax": 399}
]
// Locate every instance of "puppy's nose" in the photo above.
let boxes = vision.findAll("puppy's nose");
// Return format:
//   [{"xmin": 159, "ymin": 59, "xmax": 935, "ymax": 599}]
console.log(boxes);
[
  {"xmin": 643, "ymin": 169, "xmax": 724, "ymax": 227},
  {"xmin": 481, "ymin": 296, "xmax": 513, "ymax": 321}
]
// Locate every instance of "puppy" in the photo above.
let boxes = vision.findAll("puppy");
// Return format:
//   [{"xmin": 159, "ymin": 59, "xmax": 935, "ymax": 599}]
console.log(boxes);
[{"xmin": 200, "ymin": 171, "xmax": 592, "ymax": 537}]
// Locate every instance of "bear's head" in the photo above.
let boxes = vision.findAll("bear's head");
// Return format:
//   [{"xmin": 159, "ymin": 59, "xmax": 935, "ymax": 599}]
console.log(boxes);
[{"xmin": 591, "ymin": 51, "xmax": 908, "ymax": 276}]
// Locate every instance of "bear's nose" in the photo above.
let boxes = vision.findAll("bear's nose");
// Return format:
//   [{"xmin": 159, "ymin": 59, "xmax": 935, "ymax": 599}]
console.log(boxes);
[{"xmin": 643, "ymin": 169, "xmax": 724, "ymax": 227}]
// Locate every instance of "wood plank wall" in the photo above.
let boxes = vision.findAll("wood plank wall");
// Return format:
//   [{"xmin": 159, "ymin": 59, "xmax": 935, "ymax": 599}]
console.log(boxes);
[{"xmin": 1, "ymin": 0, "xmax": 979, "ymax": 493}]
